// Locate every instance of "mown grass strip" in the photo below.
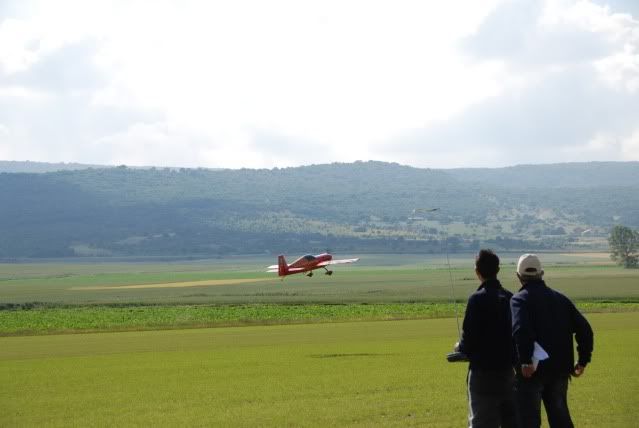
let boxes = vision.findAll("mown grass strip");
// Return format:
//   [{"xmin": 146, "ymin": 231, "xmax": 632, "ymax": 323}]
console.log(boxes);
[{"xmin": 1, "ymin": 301, "xmax": 638, "ymax": 336}]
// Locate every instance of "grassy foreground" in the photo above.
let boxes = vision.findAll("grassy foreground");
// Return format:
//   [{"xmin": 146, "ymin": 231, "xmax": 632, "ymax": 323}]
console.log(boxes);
[
  {"xmin": 1, "ymin": 312, "xmax": 637, "ymax": 427},
  {"xmin": 1, "ymin": 301, "xmax": 638, "ymax": 336}
]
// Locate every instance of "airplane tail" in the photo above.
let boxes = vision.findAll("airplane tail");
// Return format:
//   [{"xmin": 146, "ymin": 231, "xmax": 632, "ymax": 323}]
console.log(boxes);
[{"xmin": 278, "ymin": 255, "xmax": 288, "ymax": 276}]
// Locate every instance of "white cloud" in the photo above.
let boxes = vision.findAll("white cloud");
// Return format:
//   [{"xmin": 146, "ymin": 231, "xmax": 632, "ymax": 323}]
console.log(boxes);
[
  {"xmin": 547, "ymin": 0, "xmax": 639, "ymax": 92},
  {"xmin": 621, "ymin": 130, "xmax": 639, "ymax": 159},
  {"xmin": 0, "ymin": 122, "xmax": 9, "ymax": 157},
  {"xmin": 0, "ymin": 18, "xmax": 41, "ymax": 73},
  {"xmin": 87, "ymin": 0, "xmax": 504, "ymax": 164},
  {"xmin": 568, "ymin": 129, "xmax": 639, "ymax": 161},
  {"xmin": 375, "ymin": 0, "xmax": 639, "ymax": 167},
  {"xmin": 0, "ymin": 124, "xmax": 9, "ymax": 159},
  {"xmin": 0, "ymin": 0, "xmax": 638, "ymax": 168},
  {"xmin": 91, "ymin": 122, "xmax": 204, "ymax": 167},
  {"xmin": 0, "ymin": 85, "xmax": 48, "ymax": 100},
  {"xmin": 559, "ymin": 132, "xmax": 622, "ymax": 161},
  {"xmin": 0, "ymin": 0, "xmax": 113, "ymax": 74},
  {"xmin": 595, "ymin": 43, "xmax": 639, "ymax": 91}
]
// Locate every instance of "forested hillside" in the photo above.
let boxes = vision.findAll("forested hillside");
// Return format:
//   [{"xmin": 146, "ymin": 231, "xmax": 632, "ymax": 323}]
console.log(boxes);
[
  {"xmin": 1, "ymin": 161, "xmax": 637, "ymax": 258},
  {"xmin": 449, "ymin": 162, "xmax": 639, "ymax": 188}
]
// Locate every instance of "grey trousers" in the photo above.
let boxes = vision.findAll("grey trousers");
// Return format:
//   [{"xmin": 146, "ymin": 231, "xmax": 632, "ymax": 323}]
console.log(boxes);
[
  {"xmin": 514, "ymin": 373, "xmax": 573, "ymax": 428},
  {"xmin": 468, "ymin": 368, "xmax": 518, "ymax": 428}
]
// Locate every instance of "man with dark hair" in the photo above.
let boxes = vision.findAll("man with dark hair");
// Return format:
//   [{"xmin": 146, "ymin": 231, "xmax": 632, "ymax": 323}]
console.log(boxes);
[
  {"xmin": 457, "ymin": 249, "xmax": 517, "ymax": 427},
  {"xmin": 511, "ymin": 254, "xmax": 593, "ymax": 428}
]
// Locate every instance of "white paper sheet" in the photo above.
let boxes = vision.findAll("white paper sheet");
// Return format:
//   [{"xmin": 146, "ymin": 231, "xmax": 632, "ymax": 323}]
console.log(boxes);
[{"xmin": 532, "ymin": 341, "xmax": 549, "ymax": 369}]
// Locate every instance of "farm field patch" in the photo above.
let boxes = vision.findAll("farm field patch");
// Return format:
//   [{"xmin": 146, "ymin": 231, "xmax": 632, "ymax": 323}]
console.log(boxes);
[{"xmin": 1, "ymin": 302, "xmax": 637, "ymax": 336}]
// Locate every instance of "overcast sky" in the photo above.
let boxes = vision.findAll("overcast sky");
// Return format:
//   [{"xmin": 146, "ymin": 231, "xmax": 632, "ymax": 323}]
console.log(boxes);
[{"xmin": 0, "ymin": 0, "xmax": 638, "ymax": 169}]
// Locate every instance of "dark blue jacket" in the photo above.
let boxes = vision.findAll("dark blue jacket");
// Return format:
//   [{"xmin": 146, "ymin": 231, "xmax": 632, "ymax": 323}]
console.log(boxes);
[
  {"xmin": 511, "ymin": 280, "xmax": 593, "ymax": 375},
  {"xmin": 458, "ymin": 279, "xmax": 515, "ymax": 371}
]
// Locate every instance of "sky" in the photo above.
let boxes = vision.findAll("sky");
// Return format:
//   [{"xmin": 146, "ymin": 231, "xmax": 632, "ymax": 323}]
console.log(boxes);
[{"xmin": 0, "ymin": 0, "xmax": 638, "ymax": 169}]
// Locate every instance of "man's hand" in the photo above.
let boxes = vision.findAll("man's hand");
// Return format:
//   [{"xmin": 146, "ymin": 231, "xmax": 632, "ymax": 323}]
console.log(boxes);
[
  {"xmin": 521, "ymin": 364, "xmax": 536, "ymax": 378},
  {"xmin": 573, "ymin": 364, "xmax": 586, "ymax": 377}
]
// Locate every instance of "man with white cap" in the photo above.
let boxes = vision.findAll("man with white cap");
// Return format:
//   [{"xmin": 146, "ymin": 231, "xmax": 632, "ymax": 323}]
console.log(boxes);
[{"xmin": 510, "ymin": 254, "xmax": 594, "ymax": 428}]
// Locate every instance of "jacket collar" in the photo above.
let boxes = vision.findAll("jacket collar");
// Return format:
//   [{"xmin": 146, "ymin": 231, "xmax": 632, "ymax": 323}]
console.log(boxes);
[
  {"xmin": 478, "ymin": 278, "xmax": 502, "ymax": 291},
  {"xmin": 519, "ymin": 279, "xmax": 546, "ymax": 292}
]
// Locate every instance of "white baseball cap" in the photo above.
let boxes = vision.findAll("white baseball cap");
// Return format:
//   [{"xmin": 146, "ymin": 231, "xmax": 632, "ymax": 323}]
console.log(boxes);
[{"xmin": 517, "ymin": 254, "xmax": 543, "ymax": 276}]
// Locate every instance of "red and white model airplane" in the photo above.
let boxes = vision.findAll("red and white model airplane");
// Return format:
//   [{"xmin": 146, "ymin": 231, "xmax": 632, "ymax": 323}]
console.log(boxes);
[{"xmin": 267, "ymin": 253, "xmax": 359, "ymax": 277}]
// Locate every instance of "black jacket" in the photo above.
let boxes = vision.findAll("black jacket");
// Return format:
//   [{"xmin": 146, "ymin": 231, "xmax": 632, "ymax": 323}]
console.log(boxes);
[
  {"xmin": 458, "ymin": 279, "xmax": 515, "ymax": 371},
  {"xmin": 511, "ymin": 280, "xmax": 593, "ymax": 375}
]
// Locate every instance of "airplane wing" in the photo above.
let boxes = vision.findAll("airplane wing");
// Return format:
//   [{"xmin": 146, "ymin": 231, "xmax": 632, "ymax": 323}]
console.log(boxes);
[
  {"xmin": 267, "ymin": 269, "xmax": 279, "ymax": 273},
  {"xmin": 266, "ymin": 265, "xmax": 279, "ymax": 269},
  {"xmin": 317, "ymin": 258, "xmax": 360, "ymax": 267}
]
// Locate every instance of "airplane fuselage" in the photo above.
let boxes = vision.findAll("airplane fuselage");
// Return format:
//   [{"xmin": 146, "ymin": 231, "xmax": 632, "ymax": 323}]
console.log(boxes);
[
  {"xmin": 287, "ymin": 253, "xmax": 332, "ymax": 272},
  {"xmin": 267, "ymin": 253, "xmax": 358, "ymax": 277}
]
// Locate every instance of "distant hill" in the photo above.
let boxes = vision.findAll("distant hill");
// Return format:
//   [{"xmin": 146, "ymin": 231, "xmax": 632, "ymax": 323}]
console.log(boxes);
[
  {"xmin": 0, "ymin": 160, "xmax": 108, "ymax": 173},
  {"xmin": 4, "ymin": 160, "xmax": 638, "ymax": 187},
  {"xmin": 1, "ymin": 161, "xmax": 637, "ymax": 258},
  {"xmin": 0, "ymin": 160, "xmax": 220, "ymax": 173},
  {"xmin": 448, "ymin": 162, "xmax": 639, "ymax": 188}
]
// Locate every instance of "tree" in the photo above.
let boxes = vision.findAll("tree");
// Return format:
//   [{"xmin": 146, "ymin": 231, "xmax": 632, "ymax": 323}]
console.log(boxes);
[{"xmin": 609, "ymin": 225, "xmax": 639, "ymax": 268}]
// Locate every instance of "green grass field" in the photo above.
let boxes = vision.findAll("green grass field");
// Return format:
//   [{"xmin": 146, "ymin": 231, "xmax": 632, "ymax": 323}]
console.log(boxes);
[
  {"xmin": 1, "ymin": 253, "xmax": 638, "ymax": 426},
  {"xmin": 1, "ymin": 313, "xmax": 637, "ymax": 427},
  {"xmin": 1, "ymin": 252, "xmax": 637, "ymax": 336},
  {"xmin": 1, "ymin": 253, "xmax": 637, "ymax": 306}
]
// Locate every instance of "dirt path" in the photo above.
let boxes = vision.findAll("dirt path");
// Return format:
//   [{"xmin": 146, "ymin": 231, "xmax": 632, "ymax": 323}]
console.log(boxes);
[{"xmin": 72, "ymin": 278, "xmax": 274, "ymax": 290}]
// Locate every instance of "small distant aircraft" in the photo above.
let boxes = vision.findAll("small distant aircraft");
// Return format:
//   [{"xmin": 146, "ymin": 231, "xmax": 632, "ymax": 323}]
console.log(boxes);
[
  {"xmin": 408, "ymin": 207, "xmax": 439, "ymax": 221},
  {"xmin": 267, "ymin": 253, "xmax": 359, "ymax": 277}
]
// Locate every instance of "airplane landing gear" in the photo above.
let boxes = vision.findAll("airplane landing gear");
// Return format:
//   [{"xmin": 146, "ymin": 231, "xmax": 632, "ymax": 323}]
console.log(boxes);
[
  {"xmin": 323, "ymin": 268, "xmax": 333, "ymax": 276},
  {"xmin": 307, "ymin": 271, "xmax": 313, "ymax": 277}
]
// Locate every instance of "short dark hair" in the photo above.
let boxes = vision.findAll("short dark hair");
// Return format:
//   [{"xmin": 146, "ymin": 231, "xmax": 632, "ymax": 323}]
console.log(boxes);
[{"xmin": 475, "ymin": 249, "xmax": 500, "ymax": 279}]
